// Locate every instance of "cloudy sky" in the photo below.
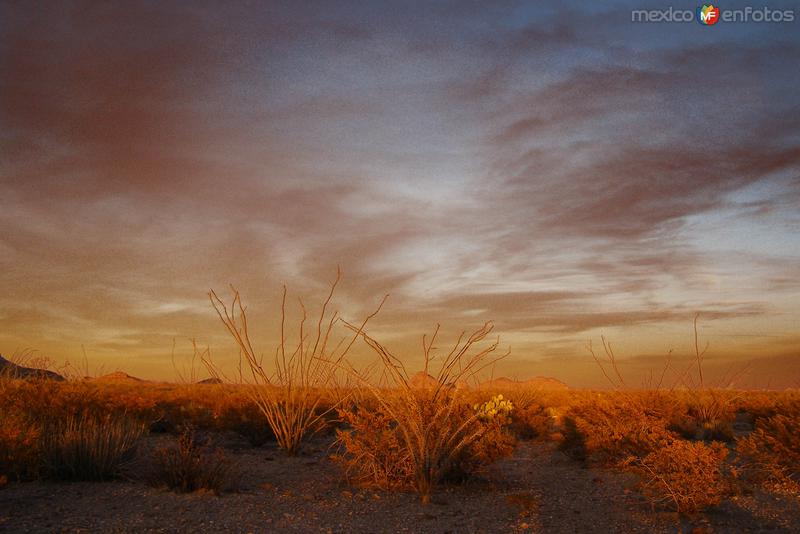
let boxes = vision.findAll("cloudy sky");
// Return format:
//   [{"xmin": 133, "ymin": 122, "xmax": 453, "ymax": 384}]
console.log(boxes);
[{"xmin": 1, "ymin": 1, "xmax": 798, "ymax": 387}]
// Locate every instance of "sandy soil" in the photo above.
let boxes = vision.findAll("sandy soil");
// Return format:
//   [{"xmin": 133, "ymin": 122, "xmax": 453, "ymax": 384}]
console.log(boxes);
[{"xmin": 1, "ymin": 435, "xmax": 798, "ymax": 533}]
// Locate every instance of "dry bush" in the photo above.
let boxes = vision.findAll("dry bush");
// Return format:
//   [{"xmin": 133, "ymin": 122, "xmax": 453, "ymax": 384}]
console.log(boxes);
[
  {"xmin": 145, "ymin": 383, "xmax": 255, "ymax": 439},
  {"xmin": 336, "ymin": 393, "xmax": 516, "ymax": 492},
  {"xmin": 337, "ymin": 321, "xmax": 512, "ymax": 503},
  {"xmin": 576, "ymin": 322, "xmax": 739, "ymax": 514},
  {"xmin": 672, "ymin": 389, "xmax": 738, "ymax": 442},
  {"xmin": 0, "ymin": 378, "xmax": 147, "ymax": 481},
  {"xmin": 0, "ymin": 378, "xmax": 70, "ymax": 480},
  {"xmin": 494, "ymin": 387, "xmax": 562, "ymax": 441},
  {"xmin": 579, "ymin": 338, "xmax": 689, "ymax": 457},
  {"xmin": 555, "ymin": 389, "xmax": 734, "ymax": 513},
  {"xmin": 670, "ymin": 316, "xmax": 742, "ymax": 442},
  {"xmin": 211, "ymin": 392, "xmax": 275, "ymax": 445},
  {"xmin": 334, "ymin": 406, "xmax": 415, "ymax": 490},
  {"xmin": 624, "ymin": 440, "xmax": 731, "ymax": 513},
  {"xmin": 559, "ymin": 393, "xmax": 678, "ymax": 464},
  {"xmin": 41, "ymin": 411, "xmax": 145, "ymax": 481},
  {"xmin": 0, "ymin": 371, "xmax": 41, "ymax": 480},
  {"xmin": 207, "ymin": 269, "xmax": 386, "ymax": 455},
  {"xmin": 449, "ymin": 401, "xmax": 516, "ymax": 481},
  {"xmin": 733, "ymin": 391, "xmax": 780, "ymax": 421},
  {"xmin": 0, "ymin": 410, "xmax": 42, "ymax": 481},
  {"xmin": 147, "ymin": 426, "xmax": 234, "ymax": 494},
  {"xmin": 588, "ymin": 317, "xmax": 742, "ymax": 444},
  {"xmin": 509, "ymin": 402, "xmax": 551, "ymax": 440},
  {"xmin": 736, "ymin": 408, "xmax": 800, "ymax": 494}
]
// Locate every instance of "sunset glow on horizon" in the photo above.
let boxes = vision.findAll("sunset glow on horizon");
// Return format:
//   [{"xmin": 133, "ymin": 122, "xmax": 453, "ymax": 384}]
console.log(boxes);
[{"xmin": 1, "ymin": 1, "xmax": 798, "ymax": 388}]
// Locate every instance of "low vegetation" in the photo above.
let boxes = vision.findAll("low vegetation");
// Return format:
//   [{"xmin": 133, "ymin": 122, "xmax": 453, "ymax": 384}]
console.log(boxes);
[
  {"xmin": 40, "ymin": 411, "xmax": 144, "ymax": 481},
  {"xmin": 147, "ymin": 426, "xmax": 234, "ymax": 494},
  {"xmin": 1, "ymin": 368, "xmax": 798, "ymax": 514},
  {"xmin": 205, "ymin": 269, "xmax": 387, "ymax": 455},
  {"xmin": 737, "ymin": 406, "xmax": 800, "ymax": 494},
  {"xmin": 1, "ymin": 306, "xmax": 798, "ymax": 523},
  {"xmin": 623, "ymin": 436, "xmax": 732, "ymax": 513},
  {"xmin": 335, "ymin": 321, "xmax": 514, "ymax": 503}
]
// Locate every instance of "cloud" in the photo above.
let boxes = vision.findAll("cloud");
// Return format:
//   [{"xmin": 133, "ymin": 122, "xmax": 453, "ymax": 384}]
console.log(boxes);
[{"xmin": 0, "ymin": 1, "xmax": 797, "ymax": 385}]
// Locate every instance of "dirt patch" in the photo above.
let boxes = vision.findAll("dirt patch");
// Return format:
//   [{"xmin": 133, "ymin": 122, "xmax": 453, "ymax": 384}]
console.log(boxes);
[{"xmin": 1, "ymin": 436, "xmax": 798, "ymax": 533}]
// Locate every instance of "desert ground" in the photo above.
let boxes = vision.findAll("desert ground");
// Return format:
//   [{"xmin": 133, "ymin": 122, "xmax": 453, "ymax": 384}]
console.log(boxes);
[
  {"xmin": 4, "ymin": 433, "xmax": 800, "ymax": 534},
  {"xmin": 3, "ymin": 437, "xmax": 800, "ymax": 534}
]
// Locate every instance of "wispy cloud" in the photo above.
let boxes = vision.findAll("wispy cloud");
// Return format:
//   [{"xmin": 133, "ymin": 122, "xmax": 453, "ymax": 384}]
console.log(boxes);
[{"xmin": 1, "ymin": 1, "xmax": 797, "ymax": 385}]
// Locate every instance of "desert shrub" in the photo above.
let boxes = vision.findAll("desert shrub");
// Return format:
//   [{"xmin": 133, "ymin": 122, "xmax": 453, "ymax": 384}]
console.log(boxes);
[
  {"xmin": 0, "ymin": 378, "xmax": 125, "ymax": 480},
  {"xmin": 41, "ymin": 411, "xmax": 145, "ymax": 481},
  {"xmin": 207, "ymin": 270, "xmax": 386, "ymax": 455},
  {"xmin": 147, "ymin": 426, "xmax": 234, "ymax": 494},
  {"xmin": 559, "ymin": 395, "xmax": 677, "ymax": 464},
  {"xmin": 334, "ymin": 406, "xmax": 414, "ymax": 490},
  {"xmin": 673, "ymin": 390, "xmax": 737, "ymax": 442},
  {"xmin": 449, "ymin": 393, "xmax": 517, "ymax": 473},
  {"xmin": 0, "ymin": 410, "xmax": 42, "ymax": 480},
  {"xmin": 450, "ymin": 395, "xmax": 516, "ymax": 477},
  {"xmin": 733, "ymin": 391, "xmax": 779, "ymax": 421},
  {"xmin": 340, "ymin": 320, "xmax": 511, "ymax": 503},
  {"xmin": 736, "ymin": 411, "xmax": 800, "ymax": 494},
  {"xmin": 510, "ymin": 402, "xmax": 553, "ymax": 440},
  {"xmin": 213, "ymin": 398, "xmax": 275, "ymax": 446},
  {"xmin": 335, "ymin": 392, "xmax": 516, "ymax": 492},
  {"xmin": 624, "ymin": 440, "xmax": 731, "ymax": 513},
  {"xmin": 154, "ymin": 398, "xmax": 215, "ymax": 435}
]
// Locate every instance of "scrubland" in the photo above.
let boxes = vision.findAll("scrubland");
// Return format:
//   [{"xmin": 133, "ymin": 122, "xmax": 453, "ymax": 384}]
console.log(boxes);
[
  {"xmin": 1, "ymin": 282, "xmax": 799, "ymax": 532},
  {"xmin": 1, "ymin": 375, "xmax": 799, "ymax": 533}
]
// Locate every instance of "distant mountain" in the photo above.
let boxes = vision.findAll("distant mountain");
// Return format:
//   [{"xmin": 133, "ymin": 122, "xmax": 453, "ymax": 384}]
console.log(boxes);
[
  {"xmin": 197, "ymin": 377, "xmax": 223, "ymax": 385},
  {"xmin": 91, "ymin": 371, "xmax": 145, "ymax": 383},
  {"xmin": 479, "ymin": 376, "xmax": 568, "ymax": 391},
  {"xmin": 406, "ymin": 371, "xmax": 568, "ymax": 391},
  {"xmin": 407, "ymin": 371, "xmax": 471, "ymax": 390},
  {"xmin": 0, "ymin": 354, "xmax": 65, "ymax": 381},
  {"xmin": 409, "ymin": 371, "xmax": 438, "ymax": 389}
]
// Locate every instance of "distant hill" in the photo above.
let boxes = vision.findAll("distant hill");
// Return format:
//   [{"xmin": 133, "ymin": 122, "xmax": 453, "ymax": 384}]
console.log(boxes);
[
  {"xmin": 407, "ymin": 371, "xmax": 469, "ymax": 390},
  {"xmin": 0, "ymin": 354, "xmax": 65, "ymax": 381},
  {"xmin": 409, "ymin": 371, "xmax": 438, "ymax": 389},
  {"xmin": 91, "ymin": 371, "xmax": 146, "ymax": 383},
  {"xmin": 479, "ymin": 376, "xmax": 568, "ymax": 391},
  {"xmin": 197, "ymin": 377, "xmax": 223, "ymax": 385},
  {"xmin": 407, "ymin": 371, "xmax": 568, "ymax": 391}
]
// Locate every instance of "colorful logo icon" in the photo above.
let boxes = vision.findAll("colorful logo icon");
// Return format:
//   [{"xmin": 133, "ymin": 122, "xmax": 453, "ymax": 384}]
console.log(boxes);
[{"xmin": 697, "ymin": 4, "xmax": 721, "ymax": 25}]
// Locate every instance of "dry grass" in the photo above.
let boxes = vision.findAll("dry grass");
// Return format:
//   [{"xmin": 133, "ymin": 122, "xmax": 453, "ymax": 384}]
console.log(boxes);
[
  {"xmin": 41, "ymin": 412, "xmax": 145, "ymax": 481},
  {"xmin": 147, "ymin": 426, "xmax": 235, "ymax": 494},
  {"xmin": 0, "ymin": 410, "xmax": 41, "ymax": 481},
  {"xmin": 0, "ymin": 367, "xmax": 337, "ymax": 488},
  {"xmin": 0, "ymin": 374, "xmax": 146, "ymax": 481}
]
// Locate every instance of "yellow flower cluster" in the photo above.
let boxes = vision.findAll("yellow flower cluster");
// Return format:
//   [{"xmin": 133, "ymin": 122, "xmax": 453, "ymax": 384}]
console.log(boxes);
[{"xmin": 474, "ymin": 394, "xmax": 514, "ymax": 422}]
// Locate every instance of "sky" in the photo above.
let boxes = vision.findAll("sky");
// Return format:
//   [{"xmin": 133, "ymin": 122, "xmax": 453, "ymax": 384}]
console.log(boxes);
[{"xmin": 1, "ymin": 1, "xmax": 799, "ymax": 388}]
